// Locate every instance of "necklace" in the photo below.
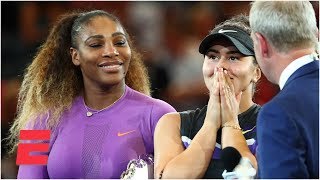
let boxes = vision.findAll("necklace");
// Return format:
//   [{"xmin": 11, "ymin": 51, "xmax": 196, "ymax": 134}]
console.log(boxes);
[{"xmin": 83, "ymin": 92, "xmax": 125, "ymax": 117}]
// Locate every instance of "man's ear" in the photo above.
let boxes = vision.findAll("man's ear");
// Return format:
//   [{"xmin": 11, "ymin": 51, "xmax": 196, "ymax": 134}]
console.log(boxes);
[
  {"xmin": 255, "ymin": 32, "xmax": 270, "ymax": 58},
  {"xmin": 70, "ymin": 47, "xmax": 80, "ymax": 66}
]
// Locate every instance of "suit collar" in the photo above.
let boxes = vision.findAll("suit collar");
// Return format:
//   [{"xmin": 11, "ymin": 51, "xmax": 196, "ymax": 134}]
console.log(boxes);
[
  {"xmin": 283, "ymin": 59, "xmax": 319, "ymax": 89},
  {"xmin": 279, "ymin": 54, "xmax": 315, "ymax": 90}
]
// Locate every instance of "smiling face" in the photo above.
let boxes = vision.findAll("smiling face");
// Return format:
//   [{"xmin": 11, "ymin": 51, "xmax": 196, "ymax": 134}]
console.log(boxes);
[
  {"xmin": 70, "ymin": 16, "xmax": 131, "ymax": 89},
  {"xmin": 203, "ymin": 37, "xmax": 261, "ymax": 95}
]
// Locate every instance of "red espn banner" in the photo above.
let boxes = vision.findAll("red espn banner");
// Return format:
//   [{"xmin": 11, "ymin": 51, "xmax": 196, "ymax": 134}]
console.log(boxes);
[{"xmin": 16, "ymin": 130, "xmax": 50, "ymax": 165}]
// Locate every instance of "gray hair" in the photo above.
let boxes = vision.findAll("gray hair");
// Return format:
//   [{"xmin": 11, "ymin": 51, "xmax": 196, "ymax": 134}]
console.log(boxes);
[{"xmin": 249, "ymin": 1, "xmax": 318, "ymax": 53}]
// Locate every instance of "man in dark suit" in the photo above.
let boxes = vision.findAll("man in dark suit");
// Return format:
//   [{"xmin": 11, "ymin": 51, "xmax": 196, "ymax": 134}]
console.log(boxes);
[{"xmin": 249, "ymin": 1, "xmax": 319, "ymax": 178}]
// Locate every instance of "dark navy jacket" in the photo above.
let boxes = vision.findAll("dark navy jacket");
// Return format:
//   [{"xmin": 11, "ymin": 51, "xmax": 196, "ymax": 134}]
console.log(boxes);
[{"xmin": 257, "ymin": 60, "xmax": 319, "ymax": 178}]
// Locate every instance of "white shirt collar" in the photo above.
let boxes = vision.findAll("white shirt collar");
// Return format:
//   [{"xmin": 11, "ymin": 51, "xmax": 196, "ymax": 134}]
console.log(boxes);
[{"xmin": 279, "ymin": 54, "xmax": 314, "ymax": 90}]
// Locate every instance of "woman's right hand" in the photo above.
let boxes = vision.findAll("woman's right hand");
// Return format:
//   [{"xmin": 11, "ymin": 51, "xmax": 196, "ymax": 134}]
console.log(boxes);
[
  {"xmin": 204, "ymin": 67, "xmax": 221, "ymax": 129},
  {"xmin": 219, "ymin": 69, "xmax": 241, "ymax": 126}
]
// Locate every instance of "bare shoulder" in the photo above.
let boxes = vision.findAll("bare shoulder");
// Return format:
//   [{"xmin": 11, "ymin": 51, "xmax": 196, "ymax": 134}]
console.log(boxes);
[
  {"xmin": 158, "ymin": 112, "xmax": 181, "ymax": 127},
  {"xmin": 155, "ymin": 112, "xmax": 181, "ymax": 135}
]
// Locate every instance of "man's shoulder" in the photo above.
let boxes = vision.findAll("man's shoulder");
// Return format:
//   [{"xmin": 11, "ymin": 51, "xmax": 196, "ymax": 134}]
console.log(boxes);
[{"xmin": 258, "ymin": 97, "xmax": 288, "ymax": 125}]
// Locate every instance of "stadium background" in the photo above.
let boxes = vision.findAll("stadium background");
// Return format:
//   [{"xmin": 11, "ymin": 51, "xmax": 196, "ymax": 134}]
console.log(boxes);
[{"xmin": 1, "ymin": 1, "xmax": 319, "ymax": 178}]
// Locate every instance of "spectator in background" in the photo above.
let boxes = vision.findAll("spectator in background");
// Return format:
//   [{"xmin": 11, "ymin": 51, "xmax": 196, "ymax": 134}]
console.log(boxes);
[
  {"xmin": 250, "ymin": 1, "xmax": 319, "ymax": 178},
  {"xmin": 154, "ymin": 15, "xmax": 261, "ymax": 179},
  {"xmin": 8, "ymin": 9, "xmax": 175, "ymax": 179},
  {"xmin": 1, "ymin": 2, "xmax": 61, "ymax": 178},
  {"xmin": 126, "ymin": 2, "xmax": 171, "ymax": 99},
  {"xmin": 162, "ymin": 3, "xmax": 220, "ymax": 111}
]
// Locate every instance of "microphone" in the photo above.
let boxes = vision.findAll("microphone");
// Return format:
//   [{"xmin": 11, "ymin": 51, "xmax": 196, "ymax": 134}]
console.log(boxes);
[
  {"xmin": 221, "ymin": 146, "xmax": 242, "ymax": 179},
  {"xmin": 220, "ymin": 147, "xmax": 256, "ymax": 179}
]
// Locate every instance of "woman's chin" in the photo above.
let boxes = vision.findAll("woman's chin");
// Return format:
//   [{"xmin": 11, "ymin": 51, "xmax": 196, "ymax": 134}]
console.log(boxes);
[{"xmin": 99, "ymin": 77, "xmax": 125, "ymax": 87}]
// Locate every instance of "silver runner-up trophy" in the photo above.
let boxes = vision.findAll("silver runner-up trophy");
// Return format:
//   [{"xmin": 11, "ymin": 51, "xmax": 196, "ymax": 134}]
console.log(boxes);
[{"xmin": 120, "ymin": 154, "xmax": 154, "ymax": 180}]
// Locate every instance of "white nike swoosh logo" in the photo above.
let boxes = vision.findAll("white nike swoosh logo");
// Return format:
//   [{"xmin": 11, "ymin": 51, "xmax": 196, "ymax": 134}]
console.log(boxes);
[{"xmin": 218, "ymin": 29, "xmax": 237, "ymax": 33}]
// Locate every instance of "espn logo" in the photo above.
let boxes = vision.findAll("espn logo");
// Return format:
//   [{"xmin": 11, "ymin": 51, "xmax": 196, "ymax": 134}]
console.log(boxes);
[{"xmin": 16, "ymin": 130, "xmax": 50, "ymax": 165}]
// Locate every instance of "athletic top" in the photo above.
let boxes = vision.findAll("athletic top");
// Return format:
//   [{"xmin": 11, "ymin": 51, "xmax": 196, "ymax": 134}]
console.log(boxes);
[
  {"xmin": 180, "ymin": 104, "xmax": 260, "ymax": 178},
  {"xmin": 17, "ymin": 85, "xmax": 176, "ymax": 179}
]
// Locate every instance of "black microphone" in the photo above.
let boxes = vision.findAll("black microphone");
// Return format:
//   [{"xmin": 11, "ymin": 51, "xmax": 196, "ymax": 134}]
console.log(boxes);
[
  {"xmin": 220, "ymin": 146, "xmax": 242, "ymax": 172},
  {"xmin": 220, "ymin": 146, "xmax": 256, "ymax": 179}
]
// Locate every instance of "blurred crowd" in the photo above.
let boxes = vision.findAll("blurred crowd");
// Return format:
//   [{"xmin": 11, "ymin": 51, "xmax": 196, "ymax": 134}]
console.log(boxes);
[{"xmin": 2, "ymin": 1, "xmax": 318, "ymax": 178}]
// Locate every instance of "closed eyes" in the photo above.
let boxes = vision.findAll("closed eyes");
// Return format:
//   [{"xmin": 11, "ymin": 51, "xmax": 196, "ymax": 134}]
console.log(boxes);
[{"xmin": 88, "ymin": 40, "xmax": 127, "ymax": 48}]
